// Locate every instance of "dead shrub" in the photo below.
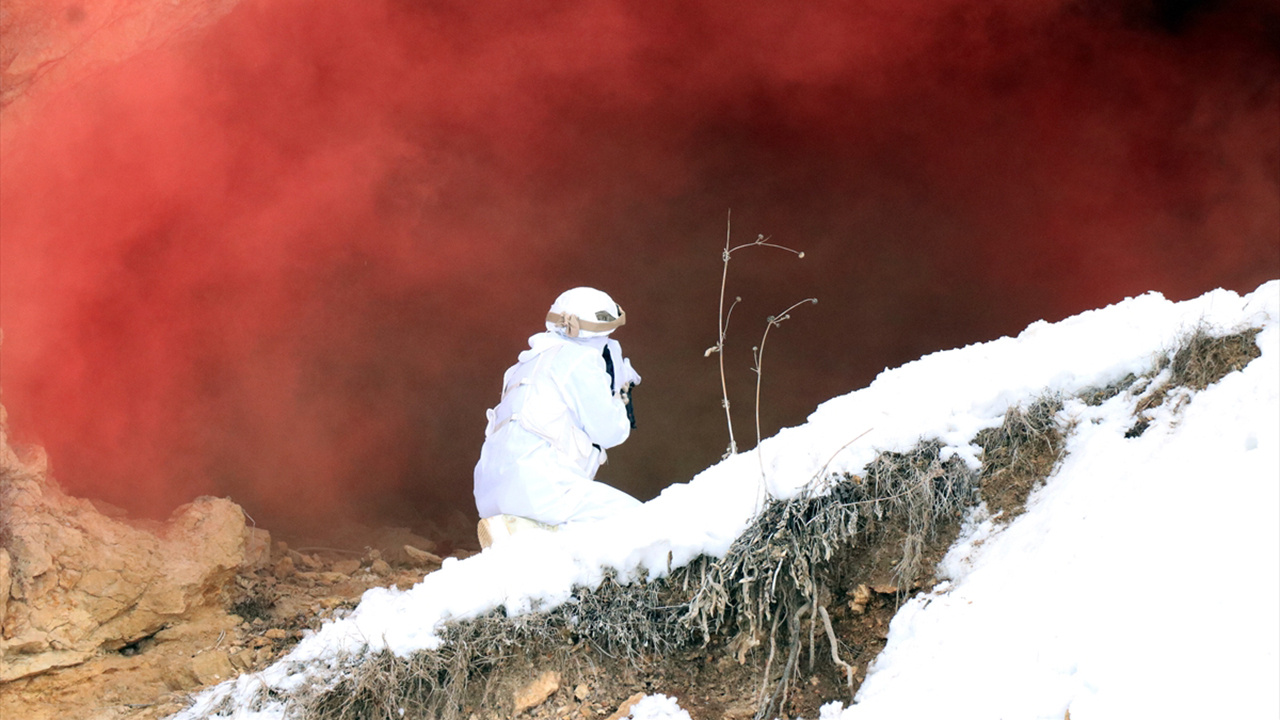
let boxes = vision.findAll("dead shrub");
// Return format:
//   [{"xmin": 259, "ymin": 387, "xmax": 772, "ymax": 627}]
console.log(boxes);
[
  {"xmin": 1128, "ymin": 326, "xmax": 1262, "ymax": 435},
  {"xmin": 297, "ymin": 571, "xmax": 693, "ymax": 720},
  {"xmin": 300, "ymin": 612, "xmax": 559, "ymax": 720},
  {"xmin": 1166, "ymin": 326, "xmax": 1261, "ymax": 391},
  {"xmin": 678, "ymin": 440, "xmax": 978, "ymax": 718},
  {"xmin": 1079, "ymin": 373, "xmax": 1137, "ymax": 407},
  {"xmin": 569, "ymin": 571, "xmax": 693, "ymax": 662},
  {"xmin": 974, "ymin": 395, "xmax": 1067, "ymax": 518},
  {"xmin": 229, "ymin": 574, "xmax": 278, "ymax": 623}
]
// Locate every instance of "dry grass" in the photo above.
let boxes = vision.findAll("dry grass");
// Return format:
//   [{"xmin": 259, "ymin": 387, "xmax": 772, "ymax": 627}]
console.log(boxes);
[
  {"xmin": 1166, "ymin": 326, "xmax": 1261, "ymax": 391},
  {"xmin": 1128, "ymin": 326, "xmax": 1261, "ymax": 436},
  {"xmin": 974, "ymin": 396, "xmax": 1067, "ymax": 519},
  {"xmin": 1079, "ymin": 373, "xmax": 1138, "ymax": 407},
  {"xmin": 297, "ymin": 572, "xmax": 693, "ymax": 720},
  {"xmin": 678, "ymin": 440, "xmax": 979, "ymax": 718}
]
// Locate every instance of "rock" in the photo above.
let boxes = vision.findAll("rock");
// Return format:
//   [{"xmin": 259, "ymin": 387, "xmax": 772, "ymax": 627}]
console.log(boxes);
[
  {"xmin": 403, "ymin": 544, "xmax": 444, "ymax": 567},
  {"xmin": 850, "ymin": 583, "xmax": 872, "ymax": 614},
  {"xmin": 370, "ymin": 558, "xmax": 392, "ymax": 576},
  {"xmin": 243, "ymin": 527, "xmax": 272, "ymax": 570},
  {"xmin": 0, "ymin": 491, "xmax": 247, "ymax": 676},
  {"xmin": 3, "ymin": 604, "xmax": 232, "ymax": 720},
  {"xmin": 191, "ymin": 649, "xmax": 237, "ymax": 685},
  {"xmin": 574, "ymin": 683, "xmax": 590, "ymax": 701},
  {"xmin": 272, "ymin": 555, "xmax": 296, "ymax": 579},
  {"xmin": 229, "ymin": 648, "xmax": 256, "ymax": 671},
  {"xmin": 287, "ymin": 550, "xmax": 323, "ymax": 570},
  {"xmin": 604, "ymin": 692, "xmax": 647, "ymax": 720},
  {"xmin": 0, "ymin": 428, "xmax": 249, "ymax": 683},
  {"xmin": 161, "ymin": 657, "xmax": 201, "ymax": 691},
  {"xmin": 513, "ymin": 670, "xmax": 561, "ymax": 714},
  {"xmin": 152, "ymin": 607, "xmax": 239, "ymax": 643},
  {"xmin": 264, "ymin": 628, "xmax": 288, "ymax": 640},
  {"xmin": 331, "ymin": 558, "xmax": 361, "ymax": 576},
  {"xmin": 369, "ymin": 527, "xmax": 437, "ymax": 559}
]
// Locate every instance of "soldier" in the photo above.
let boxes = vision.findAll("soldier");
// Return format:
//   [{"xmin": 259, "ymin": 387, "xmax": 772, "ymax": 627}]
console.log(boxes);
[{"xmin": 473, "ymin": 287, "xmax": 641, "ymax": 547}]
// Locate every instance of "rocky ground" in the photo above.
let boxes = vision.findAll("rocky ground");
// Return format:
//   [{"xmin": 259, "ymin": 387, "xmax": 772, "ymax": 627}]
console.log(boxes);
[{"xmin": 0, "ymin": 520, "xmax": 474, "ymax": 720}]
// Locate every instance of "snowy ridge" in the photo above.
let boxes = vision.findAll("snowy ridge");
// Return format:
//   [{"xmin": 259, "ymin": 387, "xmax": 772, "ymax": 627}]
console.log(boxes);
[{"xmin": 173, "ymin": 280, "xmax": 1279, "ymax": 719}]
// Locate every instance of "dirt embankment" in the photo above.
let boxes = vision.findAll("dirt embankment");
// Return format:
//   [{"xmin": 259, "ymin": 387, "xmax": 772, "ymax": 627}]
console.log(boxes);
[{"xmin": 0, "ymin": 401, "xmax": 473, "ymax": 720}]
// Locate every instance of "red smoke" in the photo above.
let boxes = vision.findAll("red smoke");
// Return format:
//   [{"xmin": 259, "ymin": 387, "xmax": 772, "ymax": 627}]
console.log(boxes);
[{"xmin": 2, "ymin": 0, "xmax": 1276, "ymax": 536}]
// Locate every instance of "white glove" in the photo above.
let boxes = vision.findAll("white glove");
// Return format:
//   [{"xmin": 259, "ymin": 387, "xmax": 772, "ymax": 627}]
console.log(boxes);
[
  {"xmin": 605, "ymin": 338, "xmax": 642, "ymax": 393},
  {"xmin": 620, "ymin": 357, "xmax": 641, "ymax": 387}
]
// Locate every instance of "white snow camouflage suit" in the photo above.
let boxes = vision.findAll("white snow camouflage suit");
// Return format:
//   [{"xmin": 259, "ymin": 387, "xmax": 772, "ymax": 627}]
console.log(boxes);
[{"xmin": 473, "ymin": 331, "xmax": 640, "ymax": 526}]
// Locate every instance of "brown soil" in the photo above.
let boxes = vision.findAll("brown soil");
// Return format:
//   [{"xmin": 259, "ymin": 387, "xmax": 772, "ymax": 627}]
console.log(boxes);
[
  {"xmin": 975, "ymin": 398, "xmax": 1066, "ymax": 520},
  {"xmin": 0, "ymin": 526, "xmax": 475, "ymax": 720},
  {"xmin": 475, "ymin": 589, "xmax": 902, "ymax": 720}
]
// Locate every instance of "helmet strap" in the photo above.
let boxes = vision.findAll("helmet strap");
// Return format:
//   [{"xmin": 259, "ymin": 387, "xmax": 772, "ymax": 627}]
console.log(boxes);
[{"xmin": 546, "ymin": 310, "xmax": 626, "ymax": 337}]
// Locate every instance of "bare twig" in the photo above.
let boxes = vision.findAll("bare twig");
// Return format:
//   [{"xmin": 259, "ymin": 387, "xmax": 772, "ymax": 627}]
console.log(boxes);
[
  {"xmin": 810, "ymin": 428, "xmax": 875, "ymax": 485},
  {"xmin": 752, "ymin": 298, "xmax": 818, "ymax": 451},
  {"xmin": 705, "ymin": 211, "xmax": 806, "ymax": 458},
  {"xmin": 710, "ymin": 211, "xmax": 739, "ymax": 457}
]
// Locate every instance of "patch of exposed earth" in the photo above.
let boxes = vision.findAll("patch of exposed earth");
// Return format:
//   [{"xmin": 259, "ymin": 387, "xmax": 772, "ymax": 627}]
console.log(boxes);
[{"xmin": 0, "ymin": 523, "xmax": 476, "ymax": 720}]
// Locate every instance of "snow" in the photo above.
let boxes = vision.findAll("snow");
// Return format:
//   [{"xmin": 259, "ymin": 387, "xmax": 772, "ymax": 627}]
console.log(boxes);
[
  {"xmin": 171, "ymin": 279, "xmax": 1280, "ymax": 720},
  {"xmin": 624, "ymin": 694, "xmax": 694, "ymax": 720}
]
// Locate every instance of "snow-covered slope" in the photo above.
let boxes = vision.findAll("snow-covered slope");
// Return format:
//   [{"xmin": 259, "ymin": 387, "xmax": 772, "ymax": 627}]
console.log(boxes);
[
  {"xmin": 828, "ymin": 287, "xmax": 1280, "ymax": 719},
  {"xmin": 173, "ymin": 280, "xmax": 1279, "ymax": 720}
]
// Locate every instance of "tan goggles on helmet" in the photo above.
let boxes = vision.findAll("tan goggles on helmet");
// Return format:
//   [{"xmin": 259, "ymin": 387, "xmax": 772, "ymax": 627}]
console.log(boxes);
[{"xmin": 546, "ymin": 308, "xmax": 626, "ymax": 337}]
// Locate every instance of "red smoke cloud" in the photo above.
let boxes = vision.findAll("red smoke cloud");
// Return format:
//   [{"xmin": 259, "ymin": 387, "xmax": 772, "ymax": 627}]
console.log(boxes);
[{"xmin": 2, "ymin": 0, "xmax": 1276, "ymax": 535}]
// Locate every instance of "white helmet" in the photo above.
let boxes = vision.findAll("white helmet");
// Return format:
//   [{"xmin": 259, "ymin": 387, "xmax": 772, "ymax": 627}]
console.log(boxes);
[{"xmin": 546, "ymin": 287, "xmax": 626, "ymax": 338}]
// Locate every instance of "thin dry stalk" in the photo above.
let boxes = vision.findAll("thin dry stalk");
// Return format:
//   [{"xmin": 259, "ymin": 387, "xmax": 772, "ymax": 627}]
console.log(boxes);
[
  {"xmin": 752, "ymin": 298, "xmax": 819, "ymax": 453},
  {"xmin": 704, "ymin": 211, "xmax": 806, "ymax": 458}
]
